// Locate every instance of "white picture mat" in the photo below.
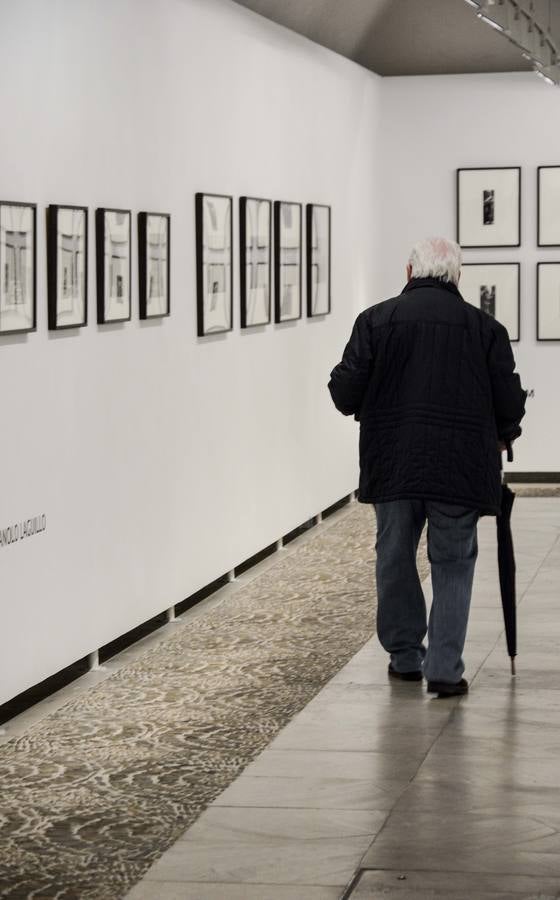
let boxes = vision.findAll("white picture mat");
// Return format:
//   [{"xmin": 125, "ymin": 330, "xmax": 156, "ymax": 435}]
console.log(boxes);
[
  {"xmin": 103, "ymin": 211, "xmax": 130, "ymax": 321},
  {"xmin": 538, "ymin": 168, "xmax": 560, "ymax": 246},
  {"xmin": 278, "ymin": 203, "xmax": 301, "ymax": 321},
  {"xmin": 146, "ymin": 214, "xmax": 169, "ymax": 316},
  {"xmin": 244, "ymin": 199, "xmax": 270, "ymax": 326},
  {"xmin": 538, "ymin": 264, "xmax": 560, "ymax": 339},
  {"xmin": 460, "ymin": 263, "xmax": 519, "ymax": 340},
  {"xmin": 310, "ymin": 206, "xmax": 330, "ymax": 315},
  {"xmin": 56, "ymin": 207, "xmax": 86, "ymax": 326},
  {"xmin": 0, "ymin": 204, "xmax": 34, "ymax": 332},
  {"xmin": 458, "ymin": 168, "xmax": 519, "ymax": 247},
  {"xmin": 202, "ymin": 195, "xmax": 231, "ymax": 333}
]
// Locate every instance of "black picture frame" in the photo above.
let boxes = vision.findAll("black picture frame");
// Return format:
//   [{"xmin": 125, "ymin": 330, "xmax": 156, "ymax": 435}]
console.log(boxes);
[
  {"xmin": 461, "ymin": 261, "xmax": 521, "ymax": 343},
  {"xmin": 537, "ymin": 261, "xmax": 560, "ymax": 341},
  {"xmin": 239, "ymin": 196, "xmax": 272, "ymax": 328},
  {"xmin": 195, "ymin": 192, "xmax": 234, "ymax": 337},
  {"xmin": 274, "ymin": 200, "xmax": 302, "ymax": 324},
  {"xmin": 0, "ymin": 200, "xmax": 37, "ymax": 335},
  {"xmin": 456, "ymin": 167, "xmax": 521, "ymax": 249},
  {"xmin": 537, "ymin": 166, "xmax": 560, "ymax": 247},
  {"xmin": 138, "ymin": 211, "xmax": 170, "ymax": 320},
  {"xmin": 306, "ymin": 203, "xmax": 331, "ymax": 317},
  {"xmin": 96, "ymin": 208, "xmax": 132, "ymax": 325},
  {"xmin": 47, "ymin": 204, "xmax": 88, "ymax": 330}
]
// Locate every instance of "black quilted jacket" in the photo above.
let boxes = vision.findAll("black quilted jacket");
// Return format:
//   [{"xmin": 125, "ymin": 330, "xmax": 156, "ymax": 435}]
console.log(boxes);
[{"xmin": 328, "ymin": 277, "xmax": 527, "ymax": 516}]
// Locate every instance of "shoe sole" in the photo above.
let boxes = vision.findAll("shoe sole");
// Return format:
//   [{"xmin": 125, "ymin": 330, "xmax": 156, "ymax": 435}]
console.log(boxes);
[
  {"xmin": 427, "ymin": 681, "xmax": 468, "ymax": 696},
  {"xmin": 388, "ymin": 668, "xmax": 423, "ymax": 682}
]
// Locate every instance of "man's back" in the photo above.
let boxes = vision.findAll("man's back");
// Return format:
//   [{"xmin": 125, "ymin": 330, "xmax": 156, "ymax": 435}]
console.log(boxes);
[{"xmin": 329, "ymin": 276, "xmax": 526, "ymax": 515}]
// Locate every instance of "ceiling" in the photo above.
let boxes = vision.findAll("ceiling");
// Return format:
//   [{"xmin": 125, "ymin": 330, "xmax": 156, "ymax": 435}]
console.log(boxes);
[{"xmin": 231, "ymin": 0, "xmax": 534, "ymax": 76}]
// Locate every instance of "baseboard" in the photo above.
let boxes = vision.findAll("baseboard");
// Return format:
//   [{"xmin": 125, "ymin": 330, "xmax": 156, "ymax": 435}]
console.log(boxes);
[
  {"xmin": 0, "ymin": 491, "xmax": 357, "ymax": 725},
  {"xmin": 505, "ymin": 473, "xmax": 560, "ymax": 483}
]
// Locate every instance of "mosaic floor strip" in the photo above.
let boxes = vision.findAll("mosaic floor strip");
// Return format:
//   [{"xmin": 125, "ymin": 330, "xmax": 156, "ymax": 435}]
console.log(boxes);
[{"xmin": 0, "ymin": 503, "xmax": 429, "ymax": 900}]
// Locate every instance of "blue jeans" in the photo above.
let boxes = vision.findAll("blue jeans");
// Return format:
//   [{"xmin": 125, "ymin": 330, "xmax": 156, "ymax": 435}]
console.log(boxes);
[{"xmin": 374, "ymin": 499, "xmax": 479, "ymax": 683}]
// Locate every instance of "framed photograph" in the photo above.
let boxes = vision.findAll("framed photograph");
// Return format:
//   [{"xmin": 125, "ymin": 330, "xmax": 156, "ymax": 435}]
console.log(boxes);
[
  {"xmin": 138, "ymin": 212, "xmax": 170, "ymax": 319},
  {"xmin": 457, "ymin": 167, "xmax": 521, "ymax": 248},
  {"xmin": 538, "ymin": 166, "xmax": 560, "ymax": 247},
  {"xmin": 195, "ymin": 193, "xmax": 233, "ymax": 336},
  {"xmin": 537, "ymin": 262, "xmax": 560, "ymax": 341},
  {"xmin": 460, "ymin": 262, "xmax": 520, "ymax": 342},
  {"xmin": 47, "ymin": 205, "xmax": 88, "ymax": 329},
  {"xmin": 240, "ymin": 197, "xmax": 271, "ymax": 328},
  {"xmin": 306, "ymin": 203, "xmax": 331, "ymax": 317},
  {"xmin": 0, "ymin": 201, "xmax": 36, "ymax": 335},
  {"xmin": 96, "ymin": 208, "xmax": 131, "ymax": 324},
  {"xmin": 274, "ymin": 200, "xmax": 302, "ymax": 323}
]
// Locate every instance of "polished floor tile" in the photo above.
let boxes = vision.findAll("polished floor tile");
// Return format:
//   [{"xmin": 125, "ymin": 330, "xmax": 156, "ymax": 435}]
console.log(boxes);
[
  {"xmin": 142, "ymin": 807, "xmax": 383, "ymax": 886},
  {"xmin": 212, "ymin": 774, "xmax": 406, "ymax": 810},
  {"xmin": 360, "ymin": 809, "xmax": 560, "ymax": 877},
  {"xmin": 241, "ymin": 748, "xmax": 422, "ymax": 783},
  {"xmin": 388, "ymin": 777, "xmax": 560, "ymax": 816},
  {"xmin": 269, "ymin": 716, "xmax": 440, "ymax": 754},
  {"xmin": 352, "ymin": 869, "xmax": 560, "ymax": 898},
  {"xmin": 128, "ymin": 883, "xmax": 342, "ymax": 900}
]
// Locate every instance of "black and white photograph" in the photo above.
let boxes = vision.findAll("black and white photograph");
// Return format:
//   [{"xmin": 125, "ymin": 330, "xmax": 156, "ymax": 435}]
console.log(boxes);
[
  {"xmin": 460, "ymin": 262, "xmax": 520, "ymax": 341},
  {"xmin": 480, "ymin": 284, "xmax": 496, "ymax": 317},
  {"xmin": 457, "ymin": 167, "xmax": 520, "ymax": 248},
  {"xmin": 482, "ymin": 189, "xmax": 495, "ymax": 226},
  {"xmin": 138, "ymin": 212, "xmax": 170, "ymax": 319},
  {"xmin": 195, "ymin": 193, "xmax": 233, "ymax": 336},
  {"xmin": 240, "ymin": 197, "xmax": 271, "ymax": 328},
  {"xmin": 47, "ymin": 205, "xmax": 88, "ymax": 330},
  {"xmin": 0, "ymin": 201, "xmax": 36, "ymax": 335},
  {"xmin": 537, "ymin": 166, "xmax": 560, "ymax": 246},
  {"xmin": 306, "ymin": 203, "xmax": 331, "ymax": 317},
  {"xmin": 96, "ymin": 208, "xmax": 131, "ymax": 324},
  {"xmin": 537, "ymin": 262, "xmax": 560, "ymax": 341},
  {"xmin": 274, "ymin": 200, "xmax": 302, "ymax": 323}
]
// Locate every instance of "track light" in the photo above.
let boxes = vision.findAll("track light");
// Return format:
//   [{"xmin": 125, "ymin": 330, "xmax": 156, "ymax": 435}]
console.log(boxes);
[
  {"xmin": 464, "ymin": 0, "xmax": 560, "ymax": 84},
  {"xmin": 534, "ymin": 67, "xmax": 556, "ymax": 85},
  {"xmin": 477, "ymin": 12, "xmax": 505, "ymax": 31}
]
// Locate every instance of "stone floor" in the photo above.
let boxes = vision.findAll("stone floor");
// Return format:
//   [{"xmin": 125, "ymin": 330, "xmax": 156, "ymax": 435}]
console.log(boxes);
[{"xmin": 126, "ymin": 497, "xmax": 560, "ymax": 900}]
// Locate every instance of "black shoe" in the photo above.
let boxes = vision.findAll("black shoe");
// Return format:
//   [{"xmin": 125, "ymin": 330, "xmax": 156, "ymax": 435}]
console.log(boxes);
[
  {"xmin": 427, "ymin": 678, "xmax": 469, "ymax": 697},
  {"xmin": 388, "ymin": 664, "xmax": 423, "ymax": 682}
]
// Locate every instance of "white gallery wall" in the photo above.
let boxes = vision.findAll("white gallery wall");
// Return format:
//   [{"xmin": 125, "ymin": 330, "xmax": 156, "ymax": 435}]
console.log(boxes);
[
  {"xmin": 379, "ymin": 72, "xmax": 560, "ymax": 476},
  {"xmin": 0, "ymin": 0, "xmax": 382, "ymax": 704}
]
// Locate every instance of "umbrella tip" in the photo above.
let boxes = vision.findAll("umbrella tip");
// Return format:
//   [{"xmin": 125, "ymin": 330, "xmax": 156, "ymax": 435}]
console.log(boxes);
[{"xmin": 511, "ymin": 657, "xmax": 517, "ymax": 677}]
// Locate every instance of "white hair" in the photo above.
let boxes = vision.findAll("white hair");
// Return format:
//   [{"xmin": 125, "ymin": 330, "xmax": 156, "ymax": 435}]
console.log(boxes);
[{"xmin": 408, "ymin": 237, "xmax": 462, "ymax": 286}]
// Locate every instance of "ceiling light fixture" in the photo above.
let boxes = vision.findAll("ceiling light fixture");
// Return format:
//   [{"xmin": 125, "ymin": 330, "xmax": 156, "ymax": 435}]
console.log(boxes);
[
  {"xmin": 464, "ymin": 0, "xmax": 560, "ymax": 85},
  {"xmin": 522, "ymin": 50, "xmax": 539, "ymax": 66},
  {"xmin": 477, "ymin": 12, "xmax": 505, "ymax": 31},
  {"xmin": 534, "ymin": 67, "xmax": 556, "ymax": 85}
]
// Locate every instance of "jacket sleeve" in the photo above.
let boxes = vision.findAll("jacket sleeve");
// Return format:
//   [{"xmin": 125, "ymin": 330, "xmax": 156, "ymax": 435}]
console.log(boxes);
[
  {"xmin": 487, "ymin": 322, "xmax": 527, "ymax": 442},
  {"xmin": 328, "ymin": 311, "xmax": 373, "ymax": 417}
]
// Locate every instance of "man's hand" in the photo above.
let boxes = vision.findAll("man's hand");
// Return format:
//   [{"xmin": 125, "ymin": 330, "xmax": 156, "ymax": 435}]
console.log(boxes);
[{"xmin": 498, "ymin": 441, "xmax": 507, "ymax": 452}]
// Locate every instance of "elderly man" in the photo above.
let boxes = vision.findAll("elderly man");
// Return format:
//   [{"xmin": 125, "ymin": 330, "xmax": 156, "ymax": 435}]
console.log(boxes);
[{"xmin": 328, "ymin": 237, "xmax": 526, "ymax": 697}]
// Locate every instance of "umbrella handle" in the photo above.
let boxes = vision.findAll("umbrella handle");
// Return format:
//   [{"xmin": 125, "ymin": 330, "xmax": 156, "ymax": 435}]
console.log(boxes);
[{"xmin": 510, "ymin": 657, "xmax": 516, "ymax": 676}]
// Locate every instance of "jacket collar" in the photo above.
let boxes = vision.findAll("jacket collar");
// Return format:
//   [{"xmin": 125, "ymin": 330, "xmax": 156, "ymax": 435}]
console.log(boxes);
[{"xmin": 402, "ymin": 277, "xmax": 461, "ymax": 297}]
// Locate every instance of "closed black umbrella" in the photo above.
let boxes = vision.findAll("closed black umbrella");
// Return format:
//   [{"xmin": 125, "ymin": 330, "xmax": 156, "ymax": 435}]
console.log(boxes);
[{"xmin": 497, "ymin": 442, "xmax": 517, "ymax": 675}]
